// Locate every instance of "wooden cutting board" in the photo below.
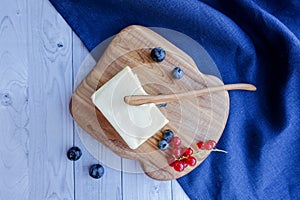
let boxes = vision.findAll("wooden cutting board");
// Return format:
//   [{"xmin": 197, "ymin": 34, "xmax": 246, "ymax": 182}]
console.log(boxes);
[{"xmin": 70, "ymin": 25, "xmax": 229, "ymax": 180}]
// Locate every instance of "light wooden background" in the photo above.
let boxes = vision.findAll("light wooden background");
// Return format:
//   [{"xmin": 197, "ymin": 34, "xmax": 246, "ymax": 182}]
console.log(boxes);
[{"xmin": 0, "ymin": 0, "xmax": 190, "ymax": 199}]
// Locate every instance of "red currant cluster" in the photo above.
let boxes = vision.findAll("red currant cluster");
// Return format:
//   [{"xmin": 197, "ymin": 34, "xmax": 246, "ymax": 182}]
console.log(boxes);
[
  {"xmin": 168, "ymin": 139, "xmax": 227, "ymax": 172},
  {"xmin": 169, "ymin": 147, "xmax": 197, "ymax": 172},
  {"xmin": 167, "ymin": 135, "xmax": 198, "ymax": 172}
]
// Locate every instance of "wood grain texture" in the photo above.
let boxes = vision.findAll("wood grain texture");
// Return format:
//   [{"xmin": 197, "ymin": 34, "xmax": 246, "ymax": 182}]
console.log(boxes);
[
  {"xmin": 122, "ymin": 172, "xmax": 172, "ymax": 200},
  {"xmin": 0, "ymin": 1, "xmax": 29, "ymax": 199},
  {"xmin": 27, "ymin": 0, "xmax": 74, "ymax": 199},
  {"xmin": 71, "ymin": 25, "xmax": 230, "ymax": 180}
]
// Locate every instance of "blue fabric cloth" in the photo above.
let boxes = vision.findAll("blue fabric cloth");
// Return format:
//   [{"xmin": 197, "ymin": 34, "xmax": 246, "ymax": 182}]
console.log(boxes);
[{"xmin": 49, "ymin": 0, "xmax": 300, "ymax": 199}]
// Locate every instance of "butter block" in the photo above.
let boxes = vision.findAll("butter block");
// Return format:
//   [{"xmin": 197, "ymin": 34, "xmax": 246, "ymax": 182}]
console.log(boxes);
[{"xmin": 91, "ymin": 66, "xmax": 169, "ymax": 149}]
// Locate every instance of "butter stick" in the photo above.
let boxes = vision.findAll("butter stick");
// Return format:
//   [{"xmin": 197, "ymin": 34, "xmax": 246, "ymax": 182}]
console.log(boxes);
[{"xmin": 91, "ymin": 66, "xmax": 169, "ymax": 149}]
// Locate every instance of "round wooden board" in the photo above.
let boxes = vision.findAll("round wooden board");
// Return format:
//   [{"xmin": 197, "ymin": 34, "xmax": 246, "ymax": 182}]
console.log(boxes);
[{"xmin": 70, "ymin": 25, "xmax": 229, "ymax": 180}]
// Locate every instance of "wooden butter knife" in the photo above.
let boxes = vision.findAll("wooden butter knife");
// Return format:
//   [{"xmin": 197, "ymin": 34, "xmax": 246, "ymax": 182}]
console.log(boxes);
[{"xmin": 124, "ymin": 83, "xmax": 256, "ymax": 106}]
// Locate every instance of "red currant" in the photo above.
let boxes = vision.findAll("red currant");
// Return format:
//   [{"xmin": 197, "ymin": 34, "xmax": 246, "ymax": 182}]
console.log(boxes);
[
  {"xmin": 186, "ymin": 156, "xmax": 197, "ymax": 166},
  {"xmin": 172, "ymin": 147, "xmax": 183, "ymax": 157},
  {"xmin": 170, "ymin": 136, "xmax": 181, "ymax": 147},
  {"xmin": 184, "ymin": 147, "xmax": 193, "ymax": 156},
  {"xmin": 181, "ymin": 158, "xmax": 188, "ymax": 168},
  {"xmin": 207, "ymin": 140, "xmax": 217, "ymax": 149},
  {"xmin": 203, "ymin": 142, "xmax": 213, "ymax": 150},
  {"xmin": 173, "ymin": 160, "xmax": 184, "ymax": 172},
  {"xmin": 197, "ymin": 141, "xmax": 205, "ymax": 150}
]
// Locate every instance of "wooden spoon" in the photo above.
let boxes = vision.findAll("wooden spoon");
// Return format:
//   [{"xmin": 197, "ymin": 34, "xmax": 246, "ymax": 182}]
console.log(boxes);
[{"xmin": 124, "ymin": 83, "xmax": 256, "ymax": 106}]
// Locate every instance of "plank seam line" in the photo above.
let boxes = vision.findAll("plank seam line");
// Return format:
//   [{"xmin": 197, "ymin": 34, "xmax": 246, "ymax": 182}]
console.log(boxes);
[{"xmin": 71, "ymin": 31, "xmax": 76, "ymax": 200}]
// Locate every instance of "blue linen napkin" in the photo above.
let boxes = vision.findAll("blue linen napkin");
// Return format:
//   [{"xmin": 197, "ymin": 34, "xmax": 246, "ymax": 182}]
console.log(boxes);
[{"xmin": 49, "ymin": 0, "xmax": 300, "ymax": 199}]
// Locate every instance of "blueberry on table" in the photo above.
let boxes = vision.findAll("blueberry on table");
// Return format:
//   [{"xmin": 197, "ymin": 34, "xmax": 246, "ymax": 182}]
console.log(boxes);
[
  {"xmin": 162, "ymin": 129, "xmax": 174, "ymax": 142},
  {"xmin": 67, "ymin": 146, "xmax": 82, "ymax": 161},
  {"xmin": 172, "ymin": 67, "xmax": 184, "ymax": 79},
  {"xmin": 151, "ymin": 47, "xmax": 166, "ymax": 62},
  {"xmin": 89, "ymin": 164, "xmax": 105, "ymax": 179},
  {"xmin": 158, "ymin": 139, "xmax": 169, "ymax": 150}
]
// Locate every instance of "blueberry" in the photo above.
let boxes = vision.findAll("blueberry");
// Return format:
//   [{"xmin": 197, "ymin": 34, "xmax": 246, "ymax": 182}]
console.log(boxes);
[
  {"xmin": 172, "ymin": 67, "xmax": 184, "ymax": 79},
  {"xmin": 151, "ymin": 47, "xmax": 166, "ymax": 62},
  {"xmin": 162, "ymin": 129, "xmax": 174, "ymax": 142},
  {"xmin": 158, "ymin": 139, "xmax": 169, "ymax": 150},
  {"xmin": 89, "ymin": 164, "xmax": 105, "ymax": 179},
  {"xmin": 156, "ymin": 103, "xmax": 167, "ymax": 108},
  {"xmin": 67, "ymin": 146, "xmax": 82, "ymax": 161}
]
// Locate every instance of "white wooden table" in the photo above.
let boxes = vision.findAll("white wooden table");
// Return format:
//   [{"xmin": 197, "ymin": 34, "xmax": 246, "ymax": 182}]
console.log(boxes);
[{"xmin": 0, "ymin": 0, "xmax": 190, "ymax": 199}]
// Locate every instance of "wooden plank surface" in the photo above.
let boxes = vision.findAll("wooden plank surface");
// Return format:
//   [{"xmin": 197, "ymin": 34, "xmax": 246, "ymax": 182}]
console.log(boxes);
[
  {"xmin": 0, "ymin": 0, "xmax": 190, "ymax": 199},
  {"xmin": 27, "ymin": 0, "xmax": 74, "ymax": 199},
  {"xmin": 0, "ymin": 0, "xmax": 29, "ymax": 199}
]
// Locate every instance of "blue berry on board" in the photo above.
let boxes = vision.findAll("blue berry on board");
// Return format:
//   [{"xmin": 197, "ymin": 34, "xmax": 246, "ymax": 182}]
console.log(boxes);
[
  {"xmin": 162, "ymin": 129, "xmax": 174, "ymax": 142},
  {"xmin": 67, "ymin": 146, "xmax": 82, "ymax": 161},
  {"xmin": 156, "ymin": 103, "xmax": 167, "ymax": 108},
  {"xmin": 89, "ymin": 164, "xmax": 105, "ymax": 179},
  {"xmin": 158, "ymin": 139, "xmax": 169, "ymax": 150},
  {"xmin": 151, "ymin": 47, "xmax": 166, "ymax": 62},
  {"xmin": 172, "ymin": 67, "xmax": 184, "ymax": 79}
]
